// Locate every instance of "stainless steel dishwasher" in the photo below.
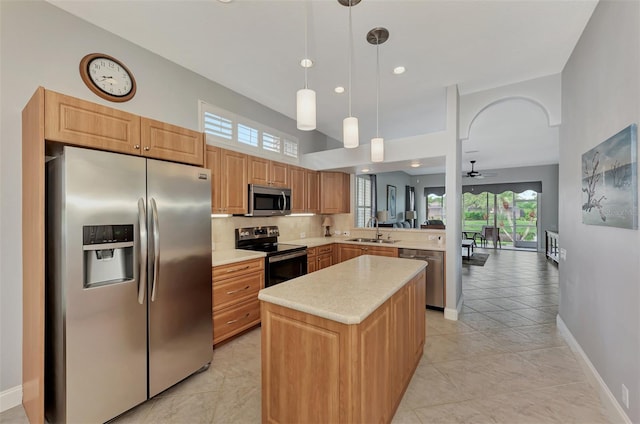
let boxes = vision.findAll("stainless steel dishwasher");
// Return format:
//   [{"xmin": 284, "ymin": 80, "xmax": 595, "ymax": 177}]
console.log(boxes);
[{"xmin": 398, "ymin": 249, "xmax": 444, "ymax": 309}]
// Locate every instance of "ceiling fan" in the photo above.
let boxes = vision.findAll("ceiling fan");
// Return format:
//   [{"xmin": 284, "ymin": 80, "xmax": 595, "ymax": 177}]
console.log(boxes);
[{"xmin": 463, "ymin": 160, "xmax": 496, "ymax": 179}]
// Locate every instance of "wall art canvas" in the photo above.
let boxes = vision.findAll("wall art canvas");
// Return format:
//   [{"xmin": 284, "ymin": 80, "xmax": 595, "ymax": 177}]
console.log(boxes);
[
  {"xmin": 582, "ymin": 123, "xmax": 637, "ymax": 229},
  {"xmin": 387, "ymin": 185, "xmax": 396, "ymax": 219}
]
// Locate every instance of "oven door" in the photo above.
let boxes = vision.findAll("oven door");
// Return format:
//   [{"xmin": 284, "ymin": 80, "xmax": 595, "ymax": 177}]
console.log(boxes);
[
  {"xmin": 266, "ymin": 250, "xmax": 307, "ymax": 287},
  {"xmin": 247, "ymin": 185, "xmax": 291, "ymax": 217}
]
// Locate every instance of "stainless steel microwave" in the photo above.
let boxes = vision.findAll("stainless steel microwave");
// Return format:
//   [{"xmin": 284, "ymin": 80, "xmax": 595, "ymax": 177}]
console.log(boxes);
[{"xmin": 246, "ymin": 184, "xmax": 291, "ymax": 216}]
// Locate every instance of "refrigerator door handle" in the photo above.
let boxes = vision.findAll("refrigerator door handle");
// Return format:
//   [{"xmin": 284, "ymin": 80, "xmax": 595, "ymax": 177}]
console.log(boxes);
[
  {"xmin": 137, "ymin": 198, "xmax": 147, "ymax": 304},
  {"xmin": 150, "ymin": 198, "xmax": 160, "ymax": 302}
]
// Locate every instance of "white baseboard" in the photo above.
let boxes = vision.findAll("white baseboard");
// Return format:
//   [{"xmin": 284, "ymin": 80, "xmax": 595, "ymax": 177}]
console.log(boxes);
[
  {"xmin": 556, "ymin": 315, "xmax": 631, "ymax": 424},
  {"xmin": 444, "ymin": 293, "xmax": 464, "ymax": 321},
  {"xmin": 0, "ymin": 385, "xmax": 22, "ymax": 413}
]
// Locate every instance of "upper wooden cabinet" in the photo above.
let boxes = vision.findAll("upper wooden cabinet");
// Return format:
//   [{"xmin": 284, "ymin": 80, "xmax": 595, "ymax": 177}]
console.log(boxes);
[
  {"xmin": 248, "ymin": 156, "xmax": 288, "ymax": 188},
  {"xmin": 320, "ymin": 171, "xmax": 350, "ymax": 214},
  {"xmin": 45, "ymin": 90, "xmax": 141, "ymax": 155},
  {"xmin": 290, "ymin": 166, "xmax": 320, "ymax": 214},
  {"xmin": 289, "ymin": 165, "xmax": 306, "ymax": 213},
  {"xmin": 43, "ymin": 89, "xmax": 204, "ymax": 166},
  {"xmin": 141, "ymin": 118, "xmax": 204, "ymax": 166},
  {"xmin": 206, "ymin": 146, "xmax": 248, "ymax": 214}
]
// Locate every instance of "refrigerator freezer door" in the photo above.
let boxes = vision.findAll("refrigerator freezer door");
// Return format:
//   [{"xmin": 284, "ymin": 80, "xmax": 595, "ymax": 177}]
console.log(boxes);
[
  {"xmin": 49, "ymin": 147, "xmax": 148, "ymax": 423},
  {"xmin": 147, "ymin": 159, "xmax": 212, "ymax": 397}
]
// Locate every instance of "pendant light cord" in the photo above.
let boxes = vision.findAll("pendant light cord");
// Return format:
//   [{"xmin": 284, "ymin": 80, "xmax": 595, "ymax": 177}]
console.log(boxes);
[
  {"xmin": 304, "ymin": 0, "xmax": 309, "ymax": 89},
  {"xmin": 376, "ymin": 38, "xmax": 380, "ymax": 137},
  {"xmin": 348, "ymin": 2, "xmax": 353, "ymax": 117}
]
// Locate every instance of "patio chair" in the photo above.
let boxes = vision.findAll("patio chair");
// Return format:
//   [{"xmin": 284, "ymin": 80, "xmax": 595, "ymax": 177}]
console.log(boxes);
[{"xmin": 481, "ymin": 226, "xmax": 501, "ymax": 248}]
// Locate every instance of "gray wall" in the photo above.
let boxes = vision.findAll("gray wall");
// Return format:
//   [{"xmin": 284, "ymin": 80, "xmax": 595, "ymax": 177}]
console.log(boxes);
[
  {"xmin": 560, "ymin": 1, "xmax": 640, "ymax": 421},
  {"xmin": 375, "ymin": 172, "xmax": 412, "ymax": 223},
  {"xmin": 411, "ymin": 164, "xmax": 559, "ymax": 251},
  {"xmin": 0, "ymin": 0, "xmax": 337, "ymax": 393}
]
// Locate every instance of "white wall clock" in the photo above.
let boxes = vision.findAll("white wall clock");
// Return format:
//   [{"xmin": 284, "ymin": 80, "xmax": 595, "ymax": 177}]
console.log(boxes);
[{"xmin": 79, "ymin": 53, "xmax": 136, "ymax": 102}]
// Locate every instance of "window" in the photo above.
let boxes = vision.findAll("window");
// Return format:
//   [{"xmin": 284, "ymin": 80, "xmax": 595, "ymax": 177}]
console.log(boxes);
[
  {"xmin": 426, "ymin": 193, "xmax": 446, "ymax": 223},
  {"xmin": 355, "ymin": 175, "xmax": 372, "ymax": 227},
  {"xmin": 262, "ymin": 132, "xmax": 281, "ymax": 153},
  {"xmin": 200, "ymin": 101, "xmax": 299, "ymax": 161},
  {"xmin": 203, "ymin": 111, "xmax": 232, "ymax": 140},
  {"xmin": 237, "ymin": 123, "xmax": 259, "ymax": 147}
]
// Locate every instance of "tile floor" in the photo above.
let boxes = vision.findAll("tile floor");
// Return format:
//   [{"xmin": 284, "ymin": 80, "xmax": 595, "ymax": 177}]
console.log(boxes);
[{"xmin": 1, "ymin": 248, "xmax": 619, "ymax": 423}]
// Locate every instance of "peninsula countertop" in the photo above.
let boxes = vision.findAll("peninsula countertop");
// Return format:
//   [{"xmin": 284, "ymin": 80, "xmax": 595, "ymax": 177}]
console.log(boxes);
[
  {"xmin": 258, "ymin": 255, "xmax": 427, "ymax": 325},
  {"xmin": 284, "ymin": 236, "xmax": 446, "ymax": 251}
]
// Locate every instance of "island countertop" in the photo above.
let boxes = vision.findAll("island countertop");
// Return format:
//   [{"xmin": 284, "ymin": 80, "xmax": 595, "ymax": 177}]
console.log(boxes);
[{"xmin": 258, "ymin": 255, "xmax": 427, "ymax": 325}]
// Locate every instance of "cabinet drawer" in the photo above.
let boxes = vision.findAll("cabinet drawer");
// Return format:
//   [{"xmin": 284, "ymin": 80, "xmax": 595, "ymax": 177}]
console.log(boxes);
[
  {"xmin": 213, "ymin": 272, "xmax": 262, "ymax": 311},
  {"xmin": 317, "ymin": 245, "xmax": 333, "ymax": 255},
  {"xmin": 307, "ymin": 247, "xmax": 317, "ymax": 258},
  {"xmin": 213, "ymin": 258, "xmax": 264, "ymax": 281},
  {"xmin": 213, "ymin": 298, "xmax": 261, "ymax": 345}
]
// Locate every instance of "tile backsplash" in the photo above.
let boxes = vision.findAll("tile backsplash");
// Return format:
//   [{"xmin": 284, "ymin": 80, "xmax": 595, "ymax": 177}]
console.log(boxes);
[
  {"xmin": 211, "ymin": 214, "xmax": 353, "ymax": 250},
  {"xmin": 211, "ymin": 213, "xmax": 445, "ymax": 250}
]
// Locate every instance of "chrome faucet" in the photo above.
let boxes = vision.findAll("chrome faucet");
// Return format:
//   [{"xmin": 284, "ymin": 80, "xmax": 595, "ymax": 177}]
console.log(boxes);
[{"xmin": 366, "ymin": 216, "xmax": 383, "ymax": 239}]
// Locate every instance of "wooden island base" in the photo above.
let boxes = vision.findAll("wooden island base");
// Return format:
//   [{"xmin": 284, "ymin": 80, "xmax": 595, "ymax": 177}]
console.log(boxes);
[{"xmin": 261, "ymin": 267, "xmax": 426, "ymax": 424}]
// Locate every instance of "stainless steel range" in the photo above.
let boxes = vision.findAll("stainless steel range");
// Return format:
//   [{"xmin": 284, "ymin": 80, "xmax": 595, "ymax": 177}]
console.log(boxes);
[{"xmin": 235, "ymin": 226, "xmax": 307, "ymax": 287}]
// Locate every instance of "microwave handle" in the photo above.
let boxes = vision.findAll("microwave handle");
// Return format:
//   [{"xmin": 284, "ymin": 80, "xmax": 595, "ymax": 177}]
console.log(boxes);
[{"xmin": 281, "ymin": 191, "xmax": 287, "ymax": 213}]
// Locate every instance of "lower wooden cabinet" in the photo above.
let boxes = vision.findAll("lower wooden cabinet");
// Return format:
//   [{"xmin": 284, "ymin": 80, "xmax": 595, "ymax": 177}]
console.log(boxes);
[
  {"xmin": 307, "ymin": 244, "xmax": 334, "ymax": 274},
  {"xmin": 337, "ymin": 243, "xmax": 398, "ymax": 263},
  {"xmin": 261, "ymin": 268, "xmax": 426, "ymax": 423},
  {"xmin": 212, "ymin": 258, "xmax": 264, "ymax": 345}
]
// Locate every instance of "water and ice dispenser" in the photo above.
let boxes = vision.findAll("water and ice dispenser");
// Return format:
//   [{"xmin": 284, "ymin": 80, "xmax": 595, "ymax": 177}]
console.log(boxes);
[{"xmin": 83, "ymin": 224, "xmax": 134, "ymax": 288}]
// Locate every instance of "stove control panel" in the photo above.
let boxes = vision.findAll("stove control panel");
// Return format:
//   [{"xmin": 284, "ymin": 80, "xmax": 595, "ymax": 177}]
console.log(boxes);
[{"xmin": 236, "ymin": 225, "xmax": 280, "ymax": 241}]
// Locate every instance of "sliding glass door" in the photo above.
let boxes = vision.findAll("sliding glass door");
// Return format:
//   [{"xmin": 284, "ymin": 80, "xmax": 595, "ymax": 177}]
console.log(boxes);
[{"xmin": 462, "ymin": 190, "xmax": 538, "ymax": 249}]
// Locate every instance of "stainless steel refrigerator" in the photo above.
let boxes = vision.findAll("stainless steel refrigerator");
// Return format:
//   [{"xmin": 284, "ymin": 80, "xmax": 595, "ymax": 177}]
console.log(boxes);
[{"xmin": 45, "ymin": 146, "xmax": 212, "ymax": 423}]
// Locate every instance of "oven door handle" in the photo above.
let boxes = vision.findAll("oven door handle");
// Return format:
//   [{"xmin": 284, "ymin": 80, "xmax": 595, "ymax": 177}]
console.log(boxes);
[{"xmin": 268, "ymin": 250, "xmax": 307, "ymax": 264}]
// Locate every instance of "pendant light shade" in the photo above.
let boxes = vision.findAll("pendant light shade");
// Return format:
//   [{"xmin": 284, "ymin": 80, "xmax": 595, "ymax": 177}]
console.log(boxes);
[
  {"xmin": 343, "ymin": 116, "xmax": 359, "ymax": 148},
  {"xmin": 297, "ymin": 88, "xmax": 316, "ymax": 131},
  {"xmin": 296, "ymin": 0, "xmax": 316, "ymax": 131},
  {"xmin": 367, "ymin": 27, "xmax": 389, "ymax": 163},
  {"xmin": 371, "ymin": 137, "xmax": 384, "ymax": 162},
  {"xmin": 340, "ymin": 0, "xmax": 360, "ymax": 148}
]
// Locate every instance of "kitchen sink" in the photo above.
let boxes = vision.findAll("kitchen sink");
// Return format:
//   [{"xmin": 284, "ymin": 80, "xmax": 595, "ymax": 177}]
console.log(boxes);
[{"xmin": 346, "ymin": 238, "xmax": 398, "ymax": 244}]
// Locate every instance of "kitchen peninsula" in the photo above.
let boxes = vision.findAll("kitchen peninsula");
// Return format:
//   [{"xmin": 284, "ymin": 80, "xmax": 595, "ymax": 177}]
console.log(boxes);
[{"xmin": 259, "ymin": 255, "xmax": 427, "ymax": 424}]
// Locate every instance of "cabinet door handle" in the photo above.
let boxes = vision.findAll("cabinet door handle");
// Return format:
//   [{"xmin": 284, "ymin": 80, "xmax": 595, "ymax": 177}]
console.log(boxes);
[
  {"xmin": 226, "ymin": 265, "xmax": 250, "ymax": 273},
  {"xmin": 226, "ymin": 313, "xmax": 250, "ymax": 325},
  {"xmin": 144, "ymin": 146, "xmax": 150, "ymax": 151},
  {"xmin": 226, "ymin": 285, "xmax": 250, "ymax": 295},
  {"xmin": 134, "ymin": 144, "xmax": 140, "ymax": 150}
]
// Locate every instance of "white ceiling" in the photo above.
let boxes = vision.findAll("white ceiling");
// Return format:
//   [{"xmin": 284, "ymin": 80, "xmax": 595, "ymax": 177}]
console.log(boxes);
[{"xmin": 48, "ymin": 0, "xmax": 596, "ymax": 174}]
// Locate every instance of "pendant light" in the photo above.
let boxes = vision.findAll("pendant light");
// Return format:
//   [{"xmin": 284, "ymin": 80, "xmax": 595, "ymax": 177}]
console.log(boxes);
[
  {"xmin": 367, "ymin": 27, "xmax": 388, "ymax": 163},
  {"xmin": 339, "ymin": 0, "xmax": 361, "ymax": 148},
  {"xmin": 296, "ymin": 0, "xmax": 316, "ymax": 131}
]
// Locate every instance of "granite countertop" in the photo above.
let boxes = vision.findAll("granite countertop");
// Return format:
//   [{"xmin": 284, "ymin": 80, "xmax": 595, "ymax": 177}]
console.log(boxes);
[
  {"xmin": 285, "ymin": 236, "xmax": 446, "ymax": 252},
  {"xmin": 212, "ymin": 249, "xmax": 266, "ymax": 267},
  {"xmin": 258, "ymin": 255, "xmax": 427, "ymax": 324}
]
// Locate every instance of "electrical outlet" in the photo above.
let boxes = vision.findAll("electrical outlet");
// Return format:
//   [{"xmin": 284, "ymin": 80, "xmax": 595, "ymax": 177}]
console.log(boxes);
[
  {"xmin": 334, "ymin": 230, "xmax": 341, "ymax": 235},
  {"xmin": 300, "ymin": 232, "xmax": 306, "ymax": 239},
  {"xmin": 622, "ymin": 384, "xmax": 629, "ymax": 409},
  {"xmin": 428, "ymin": 235, "xmax": 437, "ymax": 240}
]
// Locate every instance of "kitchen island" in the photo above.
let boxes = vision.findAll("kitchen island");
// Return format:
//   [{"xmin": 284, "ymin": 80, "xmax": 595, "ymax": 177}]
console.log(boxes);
[{"xmin": 259, "ymin": 255, "xmax": 427, "ymax": 424}]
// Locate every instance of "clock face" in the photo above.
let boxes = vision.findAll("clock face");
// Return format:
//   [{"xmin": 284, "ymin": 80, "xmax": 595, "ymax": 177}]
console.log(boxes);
[{"xmin": 80, "ymin": 53, "xmax": 136, "ymax": 102}]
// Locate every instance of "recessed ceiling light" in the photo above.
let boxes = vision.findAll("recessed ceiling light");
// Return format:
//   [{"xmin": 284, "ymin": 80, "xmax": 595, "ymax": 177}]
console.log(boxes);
[
  {"xmin": 334, "ymin": 86, "xmax": 345, "ymax": 94},
  {"xmin": 410, "ymin": 162, "xmax": 421, "ymax": 168},
  {"xmin": 218, "ymin": 0, "xmax": 232, "ymax": 3},
  {"xmin": 393, "ymin": 66, "xmax": 406, "ymax": 75},
  {"xmin": 465, "ymin": 150, "xmax": 479, "ymax": 154},
  {"xmin": 300, "ymin": 58, "xmax": 313, "ymax": 68},
  {"xmin": 361, "ymin": 168, "xmax": 370, "ymax": 172}
]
